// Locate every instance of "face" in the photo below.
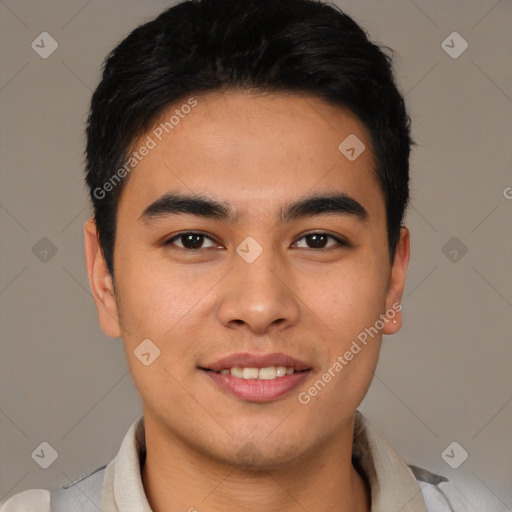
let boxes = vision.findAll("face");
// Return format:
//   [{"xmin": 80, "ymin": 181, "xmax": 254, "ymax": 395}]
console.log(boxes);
[{"xmin": 85, "ymin": 91, "xmax": 409, "ymax": 468}]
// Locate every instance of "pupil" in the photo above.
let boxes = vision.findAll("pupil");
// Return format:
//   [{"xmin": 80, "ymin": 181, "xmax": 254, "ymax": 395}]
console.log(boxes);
[
  {"xmin": 184, "ymin": 234, "xmax": 203, "ymax": 249},
  {"xmin": 308, "ymin": 234, "xmax": 327, "ymax": 248}
]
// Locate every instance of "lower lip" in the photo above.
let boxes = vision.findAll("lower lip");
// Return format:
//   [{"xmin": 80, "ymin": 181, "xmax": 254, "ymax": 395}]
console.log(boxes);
[{"xmin": 202, "ymin": 370, "xmax": 311, "ymax": 403}]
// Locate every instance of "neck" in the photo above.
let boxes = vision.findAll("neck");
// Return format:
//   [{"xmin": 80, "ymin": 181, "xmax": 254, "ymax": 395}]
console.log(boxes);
[{"xmin": 141, "ymin": 415, "xmax": 371, "ymax": 512}]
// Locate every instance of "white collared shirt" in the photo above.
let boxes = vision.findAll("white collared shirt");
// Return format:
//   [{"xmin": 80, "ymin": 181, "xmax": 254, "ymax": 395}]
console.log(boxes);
[{"xmin": 1, "ymin": 410, "xmax": 472, "ymax": 511}]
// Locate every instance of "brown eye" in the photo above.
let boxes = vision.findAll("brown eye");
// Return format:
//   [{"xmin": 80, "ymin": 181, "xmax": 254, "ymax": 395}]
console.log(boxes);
[
  {"xmin": 305, "ymin": 233, "xmax": 329, "ymax": 249},
  {"xmin": 294, "ymin": 232, "xmax": 348, "ymax": 250},
  {"xmin": 165, "ymin": 232, "xmax": 218, "ymax": 250}
]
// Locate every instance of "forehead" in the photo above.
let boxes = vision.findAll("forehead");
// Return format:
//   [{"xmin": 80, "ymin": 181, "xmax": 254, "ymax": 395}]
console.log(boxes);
[{"xmin": 118, "ymin": 91, "xmax": 383, "ymax": 222}]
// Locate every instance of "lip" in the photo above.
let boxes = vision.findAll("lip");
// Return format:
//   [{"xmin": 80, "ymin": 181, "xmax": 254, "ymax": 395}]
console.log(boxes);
[
  {"xmin": 201, "ymin": 352, "xmax": 312, "ymax": 372},
  {"xmin": 199, "ymin": 352, "xmax": 313, "ymax": 403},
  {"xmin": 202, "ymin": 368, "xmax": 311, "ymax": 403}
]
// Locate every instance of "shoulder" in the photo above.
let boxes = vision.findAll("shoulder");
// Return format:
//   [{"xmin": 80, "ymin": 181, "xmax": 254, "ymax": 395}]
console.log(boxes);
[
  {"xmin": 1, "ymin": 465, "xmax": 106, "ymax": 512},
  {"xmin": 0, "ymin": 489, "xmax": 50, "ymax": 512},
  {"xmin": 408, "ymin": 464, "xmax": 475, "ymax": 512}
]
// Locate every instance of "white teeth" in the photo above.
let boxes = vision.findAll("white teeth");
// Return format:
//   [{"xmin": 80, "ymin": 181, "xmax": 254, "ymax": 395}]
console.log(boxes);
[
  {"xmin": 275, "ymin": 366, "xmax": 287, "ymax": 377},
  {"xmin": 242, "ymin": 367, "xmax": 259, "ymax": 379},
  {"xmin": 230, "ymin": 367, "xmax": 243, "ymax": 378},
  {"xmin": 259, "ymin": 367, "xmax": 277, "ymax": 380},
  {"xmin": 218, "ymin": 366, "xmax": 296, "ymax": 380}
]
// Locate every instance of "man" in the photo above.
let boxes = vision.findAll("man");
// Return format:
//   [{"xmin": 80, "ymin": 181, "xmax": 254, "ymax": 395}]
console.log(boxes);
[{"xmin": 2, "ymin": 0, "xmax": 471, "ymax": 510}]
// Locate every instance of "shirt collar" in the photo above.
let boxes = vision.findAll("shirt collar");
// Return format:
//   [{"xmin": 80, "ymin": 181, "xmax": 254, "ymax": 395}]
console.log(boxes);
[
  {"xmin": 102, "ymin": 410, "xmax": 427, "ymax": 512},
  {"xmin": 353, "ymin": 410, "xmax": 428, "ymax": 511}
]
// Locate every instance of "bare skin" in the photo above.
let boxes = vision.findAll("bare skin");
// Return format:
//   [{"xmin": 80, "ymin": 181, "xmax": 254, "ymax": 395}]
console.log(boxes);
[{"xmin": 84, "ymin": 90, "xmax": 410, "ymax": 511}]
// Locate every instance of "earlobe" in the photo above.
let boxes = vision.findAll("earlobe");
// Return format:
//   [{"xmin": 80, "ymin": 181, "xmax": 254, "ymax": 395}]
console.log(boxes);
[
  {"xmin": 84, "ymin": 218, "xmax": 122, "ymax": 339},
  {"xmin": 382, "ymin": 226, "xmax": 410, "ymax": 336}
]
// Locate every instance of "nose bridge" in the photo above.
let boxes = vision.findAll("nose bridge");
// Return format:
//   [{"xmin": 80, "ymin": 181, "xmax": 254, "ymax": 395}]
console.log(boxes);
[{"xmin": 217, "ymin": 241, "xmax": 300, "ymax": 334}]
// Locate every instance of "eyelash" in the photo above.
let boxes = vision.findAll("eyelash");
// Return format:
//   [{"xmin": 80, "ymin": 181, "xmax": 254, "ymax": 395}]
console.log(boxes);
[{"xmin": 163, "ymin": 231, "xmax": 350, "ymax": 252}]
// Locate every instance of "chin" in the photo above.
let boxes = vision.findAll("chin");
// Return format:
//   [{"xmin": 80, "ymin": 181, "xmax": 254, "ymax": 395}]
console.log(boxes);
[{"xmin": 207, "ymin": 431, "xmax": 312, "ymax": 471}]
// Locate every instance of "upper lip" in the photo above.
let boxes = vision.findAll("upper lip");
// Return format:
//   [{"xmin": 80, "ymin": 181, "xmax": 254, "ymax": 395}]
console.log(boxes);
[{"xmin": 201, "ymin": 352, "xmax": 312, "ymax": 372}]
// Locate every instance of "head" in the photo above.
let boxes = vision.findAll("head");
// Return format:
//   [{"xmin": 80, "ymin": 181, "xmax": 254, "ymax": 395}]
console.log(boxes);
[{"xmin": 84, "ymin": 0, "xmax": 411, "ymax": 468}]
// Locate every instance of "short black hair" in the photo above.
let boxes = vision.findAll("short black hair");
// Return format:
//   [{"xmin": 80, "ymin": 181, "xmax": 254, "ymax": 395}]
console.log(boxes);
[{"xmin": 85, "ymin": 0, "xmax": 412, "ymax": 277}]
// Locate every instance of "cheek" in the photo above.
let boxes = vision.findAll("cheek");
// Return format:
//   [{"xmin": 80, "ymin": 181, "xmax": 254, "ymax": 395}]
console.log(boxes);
[
  {"xmin": 115, "ymin": 263, "xmax": 203, "ymax": 413},
  {"xmin": 114, "ymin": 252, "xmax": 224, "ymax": 380},
  {"xmin": 306, "ymin": 261, "xmax": 388, "ymax": 338},
  {"xmin": 115, "ymin": 248, "xmax": 209, "ymax": 333}
]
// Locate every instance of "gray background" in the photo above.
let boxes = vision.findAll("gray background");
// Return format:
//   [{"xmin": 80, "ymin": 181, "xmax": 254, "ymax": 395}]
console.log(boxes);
[{"xmin": 1, "ymin": 0, "xmax": 511, "ymax": 510}]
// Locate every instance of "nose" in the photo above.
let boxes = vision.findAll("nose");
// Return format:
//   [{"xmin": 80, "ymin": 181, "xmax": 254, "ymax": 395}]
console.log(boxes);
[{"xmin": 217, "ymin": 250, "xmax": 300, "ymax": 336}]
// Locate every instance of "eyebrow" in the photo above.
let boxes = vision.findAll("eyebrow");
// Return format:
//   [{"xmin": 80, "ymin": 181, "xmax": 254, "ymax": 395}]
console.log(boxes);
[{"xmin": 138, "ymin": 191, "xmax": 368, "ymax": 225}]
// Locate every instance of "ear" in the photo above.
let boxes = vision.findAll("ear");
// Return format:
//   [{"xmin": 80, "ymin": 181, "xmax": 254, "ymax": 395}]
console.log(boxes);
[
  {"xmin": 382, "ymin": 226, "xmax": 410, "ymax": 335},
  {"xmin": 84, "ymin": 218, "xmax": 122, "ymax": 338}
]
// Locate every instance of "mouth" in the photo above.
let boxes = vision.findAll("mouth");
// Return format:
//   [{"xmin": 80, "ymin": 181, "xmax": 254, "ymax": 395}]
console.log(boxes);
[
  {"xmin": 199, "ymin": 353, "xmax": 313, "ymax": 403},
  {"xmin": 207, "ymin": 365, "xmax": 304, "ymax": 379}
]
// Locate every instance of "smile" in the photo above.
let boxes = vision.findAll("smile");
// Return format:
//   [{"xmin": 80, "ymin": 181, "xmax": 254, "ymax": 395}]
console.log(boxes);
[{"xmin": 216, "ymin": 366, "xmax": 296, "ymax": 379}]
